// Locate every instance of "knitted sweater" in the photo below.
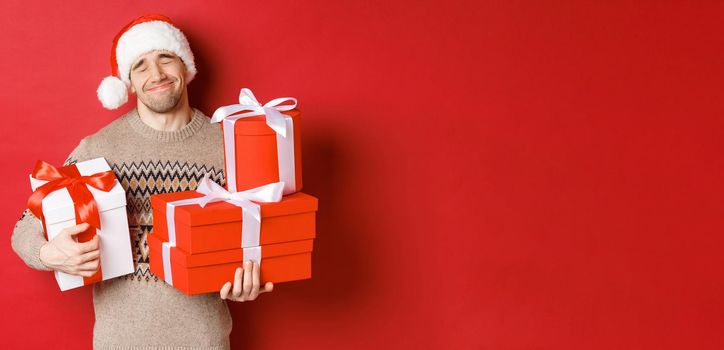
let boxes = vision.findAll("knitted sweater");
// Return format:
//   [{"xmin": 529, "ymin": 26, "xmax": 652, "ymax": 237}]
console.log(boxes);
[{"xmin": 11, "ymin": 107, "xmax": 232, "ymax": 350}]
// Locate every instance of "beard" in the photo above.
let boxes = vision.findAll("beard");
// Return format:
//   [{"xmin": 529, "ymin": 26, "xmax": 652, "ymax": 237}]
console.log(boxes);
[{"xmin": 139, "ymin": 82, "xmax": 182, "ymax": 113}]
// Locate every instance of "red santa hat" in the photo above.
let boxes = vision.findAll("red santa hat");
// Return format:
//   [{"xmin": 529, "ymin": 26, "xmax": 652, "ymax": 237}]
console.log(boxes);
[{"xmin": 96, "ymin": 14, "xmax": 197, "ymax": 110}]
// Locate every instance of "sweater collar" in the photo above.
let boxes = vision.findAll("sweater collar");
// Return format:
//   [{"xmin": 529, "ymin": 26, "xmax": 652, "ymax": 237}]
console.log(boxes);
[{"xmin": 125, "ymin": 107, "xmax": 207, "ymax": 142}]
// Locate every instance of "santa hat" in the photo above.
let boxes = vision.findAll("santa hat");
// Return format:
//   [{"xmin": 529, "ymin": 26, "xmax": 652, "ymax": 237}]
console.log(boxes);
[{"xmin": 96, "ymin": 14, "xmax": 197, "ymax": 110}]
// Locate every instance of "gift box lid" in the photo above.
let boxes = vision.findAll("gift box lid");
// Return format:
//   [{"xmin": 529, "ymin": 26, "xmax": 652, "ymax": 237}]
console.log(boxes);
[
  {"xmin": 29, "ymin": 157, "xmax": 126, "ymax": 225},
  {"xmin": 148, "ymin": 233, "xmax": 313, "ymax": 268},
  {"xmin": 226, "ymin": 109, "xmax": 300, "ymax": 136},
  {"xmin": 151, "ymin": 191, "xmax": 318, "ymax": 226}
]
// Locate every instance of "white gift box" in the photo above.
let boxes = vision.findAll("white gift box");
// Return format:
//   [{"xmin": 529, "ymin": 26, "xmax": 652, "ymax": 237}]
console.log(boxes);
[{"xmin": 29, "ymin": 157, "xmax": 134, "ymax": 291}]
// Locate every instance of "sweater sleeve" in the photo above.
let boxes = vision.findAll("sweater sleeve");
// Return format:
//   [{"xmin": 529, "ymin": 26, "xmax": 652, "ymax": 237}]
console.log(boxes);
[{"xmin": 10, "ymin": 138, "xmax": 90, "ymax": 271}]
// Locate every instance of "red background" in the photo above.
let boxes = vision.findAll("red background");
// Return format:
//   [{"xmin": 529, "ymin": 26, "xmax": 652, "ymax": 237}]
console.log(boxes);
[{"xmin": 2, "ymin": 1, "xmax": 724, "ymax": 349}]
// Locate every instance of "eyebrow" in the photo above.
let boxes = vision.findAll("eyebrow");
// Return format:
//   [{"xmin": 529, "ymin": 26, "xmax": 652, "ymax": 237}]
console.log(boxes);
[{"xmin": 132, "ymin": 53, "xmax": 177, "ymax": 71}]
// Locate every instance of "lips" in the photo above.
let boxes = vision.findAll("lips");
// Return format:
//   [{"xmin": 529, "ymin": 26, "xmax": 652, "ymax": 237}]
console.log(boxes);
[{"xmin": 146, "ymin": 81, "xmax": 174, "ymax": 92}]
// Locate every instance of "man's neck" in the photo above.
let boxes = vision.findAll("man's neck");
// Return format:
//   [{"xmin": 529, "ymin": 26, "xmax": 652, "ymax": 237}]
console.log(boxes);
[{"xmin": 136, "ymin": 98, "xmax": 193, "ymax": 132}]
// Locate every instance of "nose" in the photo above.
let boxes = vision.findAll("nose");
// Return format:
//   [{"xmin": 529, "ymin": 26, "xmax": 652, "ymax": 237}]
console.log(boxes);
[{"xmin": 148, "ymin": 62, "xmax": 167, "ymax": 82}]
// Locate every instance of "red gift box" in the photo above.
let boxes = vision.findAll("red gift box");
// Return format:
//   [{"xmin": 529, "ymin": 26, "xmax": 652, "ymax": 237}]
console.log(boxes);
[
  {"xmin": 148, "ymin": 234, "xmax": 313, "ymax": 295},
  {"xmin": 148, "ymin": 176, "xmax": 317, "ymax": 295},
  {"xmin": 150, "ymin": 191, "xmax": 317, "ymax": 254},
  {"xmin": 222, "ymin": 111, "xmax": 302, "ymax": 194},
  {"xmin": 211, "ymin": 88, "xmax": 303, "ymax": 195}
]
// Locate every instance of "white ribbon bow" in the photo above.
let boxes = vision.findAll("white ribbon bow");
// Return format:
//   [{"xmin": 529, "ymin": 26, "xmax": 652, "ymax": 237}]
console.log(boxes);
[
  {"xmin": 196, "ymin": 173, "xmax": 284, "ymax": 210},
  {"xmin": 209, "ymin": 88, "xmax": 299, "ymax": 194},
  {"xmin": 161, "ymin": 174, "xmax": 285, "ymax": 286},
  {"xmin": 210, "ymin": 88, "xmax": 297, "ymax": 137}
]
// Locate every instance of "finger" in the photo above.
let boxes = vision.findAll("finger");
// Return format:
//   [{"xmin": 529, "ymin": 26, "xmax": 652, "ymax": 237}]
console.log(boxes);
[
  {"xmin": 232, "ymin": 267, "xmax": 243, "ymax": 299},
  {"xmin": 220, "ymin": 282, "xmax": 232, "ymax": 300},
  {"xmin": 259, "ymin": 282, "xmax": 274, "ymax": 294},
  {"xmin": 77, "ymin": 249, "xmax": 100, "ymax": 263},
  {"xmin": 77, "ymin": 235, "xmax": 100, "ymax": 254},
  {"xmin": 77, "ymin": 258, "xmax": 100, "ymax": 271},
  {"xmin": 65, "ymin": 222, "xmax": 91, "ymax": 237},
  {"xmin": 242, "ymin": 261, "xmax": 253, "ymax": 299},
  {"xmin": 249, "ymin": 262, "xmax": 260, "ymax": 300}
]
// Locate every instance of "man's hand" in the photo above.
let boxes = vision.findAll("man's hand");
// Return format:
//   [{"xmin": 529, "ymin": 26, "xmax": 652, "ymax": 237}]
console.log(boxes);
[
  {"xmin": 220, "ymin": 260, "xmax": 273, "ymax": 302},
  {"xmin": 39, "ymin": 222, "xmax": 100, "ymax": 277}
]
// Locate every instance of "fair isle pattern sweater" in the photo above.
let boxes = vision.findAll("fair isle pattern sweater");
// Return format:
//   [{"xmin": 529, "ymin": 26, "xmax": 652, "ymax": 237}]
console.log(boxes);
[{"xmin": 11, "ymin": 108, "xmax": 232, "ymax": 350}]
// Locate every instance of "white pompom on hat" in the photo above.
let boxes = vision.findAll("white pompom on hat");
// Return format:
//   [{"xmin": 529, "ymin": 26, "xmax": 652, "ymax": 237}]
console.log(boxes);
[{"xmin": 97, "ymin": 13, "xmax": 197, "ymax": 110}]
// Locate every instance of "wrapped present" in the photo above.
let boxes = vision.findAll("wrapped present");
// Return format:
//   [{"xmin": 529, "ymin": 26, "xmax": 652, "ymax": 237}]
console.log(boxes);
[
  {"xmin": 28, "ymin": 158, "xmax": 134, "ymax": 291},
  {"xmin": 211, "ymin": 88, "xmax": 302, "ymax": 195},
  {"xmin": 150, "ymin": 176, "xmax": 317, "ymax": 255},
  {"xmin": 148, "ymin": 235, "xmax": 313, "ymax": 295},
  {"xmin": 148, "ymin": 175, "xmax": 317, "ymax": 294}
]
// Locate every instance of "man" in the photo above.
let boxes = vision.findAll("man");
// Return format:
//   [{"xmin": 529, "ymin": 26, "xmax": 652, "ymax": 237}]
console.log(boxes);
[{"xmin": 11, "ymin": 13, "xmax": 271, "ymax": 349}]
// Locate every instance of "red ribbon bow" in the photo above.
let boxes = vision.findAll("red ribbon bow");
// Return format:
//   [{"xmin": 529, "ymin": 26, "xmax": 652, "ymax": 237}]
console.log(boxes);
[{"xmin": 27, "ymin": 160, "xmax": 117, "ymax": 230}]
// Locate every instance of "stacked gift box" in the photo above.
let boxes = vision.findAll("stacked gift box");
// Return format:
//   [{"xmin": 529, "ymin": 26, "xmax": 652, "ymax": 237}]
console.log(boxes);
[{"xmin": 148, "ymin": 88, "xmax": 318, "ymax": 295}]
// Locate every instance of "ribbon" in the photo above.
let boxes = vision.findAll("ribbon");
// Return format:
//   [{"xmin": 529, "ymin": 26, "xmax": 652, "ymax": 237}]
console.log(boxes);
[
  {"xmin": 28, "ymin": 160, "xmax": 117, "ymax": 230},
  {"xmin": 161, "ymin": 174, "xmax": 284, "ymax": 286},
  {"xmin": 210, "ymin": 88, "xmax": 298, "ymax": 194}
]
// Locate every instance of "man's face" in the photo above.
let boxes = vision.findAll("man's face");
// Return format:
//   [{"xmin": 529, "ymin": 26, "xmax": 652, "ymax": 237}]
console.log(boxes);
[{"xmin": 128, "ymin": 50, "xmax": 187, "ymax": 113}]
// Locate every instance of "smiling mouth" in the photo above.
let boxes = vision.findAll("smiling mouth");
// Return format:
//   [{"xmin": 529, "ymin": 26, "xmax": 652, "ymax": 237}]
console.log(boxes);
[{"xmin": 146, "ymin": 82, "xmax": 174, "ymax": 93}]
